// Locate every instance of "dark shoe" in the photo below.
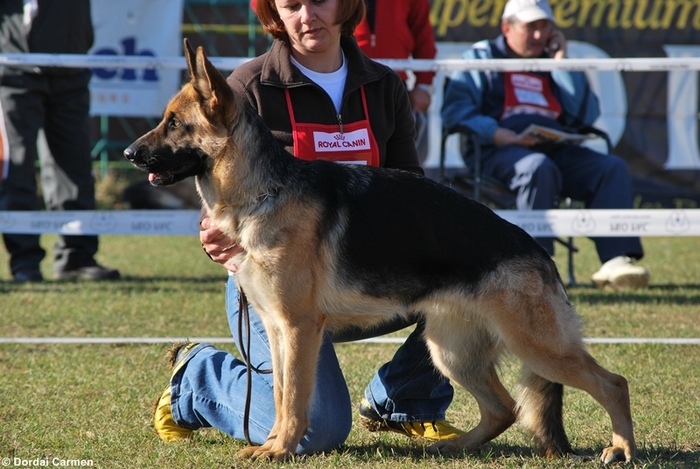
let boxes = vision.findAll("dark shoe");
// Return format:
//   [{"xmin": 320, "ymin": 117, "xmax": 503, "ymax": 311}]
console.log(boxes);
[
  {"xmin": 13, "ymin": 268, "xmax": 44, "ymax": 283},
  {"xmin": 358, "ymin": 398, "xmax": 464, "ymax": 441},
  {"xmin": 55, "ymin": 263, "xmax": 120, "ymax": 281}
]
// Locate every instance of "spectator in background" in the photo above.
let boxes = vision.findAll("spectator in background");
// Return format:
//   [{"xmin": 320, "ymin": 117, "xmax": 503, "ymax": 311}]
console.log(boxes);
[
  {"xmin": 441, "ymin": 0, "xmax": 649, "ymax": 290},
  {"xmin": 354, "ymin": 0, "xmax": 437, "ymax": 162},
  {"xmin": 0, "ymin": 0, "xmax": 120, "ymax": 282}
]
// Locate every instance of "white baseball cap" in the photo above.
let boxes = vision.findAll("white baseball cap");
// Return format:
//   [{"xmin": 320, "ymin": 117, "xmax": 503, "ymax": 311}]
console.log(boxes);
[{"xmin": 501, "ymin": 0, "xmax": 554, "ymax": 23}]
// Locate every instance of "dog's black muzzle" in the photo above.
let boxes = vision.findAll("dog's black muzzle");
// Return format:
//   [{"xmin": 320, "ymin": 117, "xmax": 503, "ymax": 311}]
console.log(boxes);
[{"xmin": 123, "ymin": 144, "xmax": 208, "ymax": 186}]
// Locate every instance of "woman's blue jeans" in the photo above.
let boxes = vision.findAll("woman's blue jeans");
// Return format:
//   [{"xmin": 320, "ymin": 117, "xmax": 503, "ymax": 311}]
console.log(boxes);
[{"xmin": 169, "ymin": 274, "xmax": 453, "ymax": 453}]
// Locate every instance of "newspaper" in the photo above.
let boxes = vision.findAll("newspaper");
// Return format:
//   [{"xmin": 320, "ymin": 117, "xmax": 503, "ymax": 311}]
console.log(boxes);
[{"xmin": 516, "ymin": 124, "xmax": 595, "ymax": 144}]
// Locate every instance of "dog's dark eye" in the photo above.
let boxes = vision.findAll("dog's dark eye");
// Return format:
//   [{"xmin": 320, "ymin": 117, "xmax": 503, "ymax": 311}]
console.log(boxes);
[{"xmin": 168, "ymin": 118, "xmax": 181, "ymax": 130}]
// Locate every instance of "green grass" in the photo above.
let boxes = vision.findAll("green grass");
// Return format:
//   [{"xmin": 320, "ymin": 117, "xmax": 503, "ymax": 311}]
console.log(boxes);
[{"xmin": 1, "ymin": 235, "xmax": 699, "ymax": 468}]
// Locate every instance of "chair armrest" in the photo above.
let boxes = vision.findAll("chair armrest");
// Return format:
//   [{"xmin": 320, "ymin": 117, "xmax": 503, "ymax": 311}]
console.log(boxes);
[{"xmin": 579, "ymin": 125, "xmax": 613, "ymax": 154}]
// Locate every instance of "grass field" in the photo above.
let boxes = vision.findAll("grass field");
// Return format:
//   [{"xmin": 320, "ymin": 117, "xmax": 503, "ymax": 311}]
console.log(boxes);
[{"xmin": 1, "ymin": 234, "xmax": 699, "ymax": 468}]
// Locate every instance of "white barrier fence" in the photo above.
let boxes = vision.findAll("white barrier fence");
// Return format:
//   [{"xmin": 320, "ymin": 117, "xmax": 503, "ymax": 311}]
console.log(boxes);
[
  {"xmin": 2, "ymin": 53, "xmax": 700, "ymax": 72},
  {"xmin": 2, "ymin": 54, "xmax": 698, "ymax": 347},
  {"xmin": 5, "ymin": 50, "xmax": 700, "ymax": 172},
  {"xmin": 1, "ymin": 53, "xmax": 699, "ymax": 239},
  {"xmin": 1, "ymin": 336, "xmax": 698, "ymax": 345},
  {"xmin": 1, "ymin": 208, "xmax": 699, "ymax": 238}
]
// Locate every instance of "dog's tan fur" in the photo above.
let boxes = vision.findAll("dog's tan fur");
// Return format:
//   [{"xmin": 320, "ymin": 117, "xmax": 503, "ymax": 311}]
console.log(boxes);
[{"xmin": 125, "ymin": 40, "xmax": 635, "ymax": 463}]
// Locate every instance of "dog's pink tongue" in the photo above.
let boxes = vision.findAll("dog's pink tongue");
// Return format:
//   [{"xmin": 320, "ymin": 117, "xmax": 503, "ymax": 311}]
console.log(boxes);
[{"xmin": 149, "ymin": 173, "xmax": 156, "ymax": 182}]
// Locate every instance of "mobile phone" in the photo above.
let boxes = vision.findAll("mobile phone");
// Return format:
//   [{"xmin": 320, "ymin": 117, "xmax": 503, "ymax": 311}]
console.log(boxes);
[{"xmin": 546, "ymin": 38, "xmax": 560, "ymax": 57}]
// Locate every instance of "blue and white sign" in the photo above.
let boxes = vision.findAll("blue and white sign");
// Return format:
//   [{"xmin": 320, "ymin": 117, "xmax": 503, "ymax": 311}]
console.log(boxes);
[{"xmin": 89, "ymin": 0, "xmax": 184, "ymax": 117}]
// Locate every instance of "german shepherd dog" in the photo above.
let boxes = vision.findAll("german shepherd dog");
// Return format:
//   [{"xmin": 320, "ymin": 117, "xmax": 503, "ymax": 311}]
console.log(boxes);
[{"xmin": 124, "ymin": 39, "xmax": 635, "ymax": 463}]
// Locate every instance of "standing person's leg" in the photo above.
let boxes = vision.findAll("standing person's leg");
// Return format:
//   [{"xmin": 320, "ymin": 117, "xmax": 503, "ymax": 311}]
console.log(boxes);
[
  {"xmin": 481, "ymin": 145, "xmax": 562, "ymax": 254},
  {"xmin": 0, "ymin": 73, "xmax": 46, "ymax": 281},
  {"xmin": 550, "ymin": 146, "xmax": 644, "ymax": 262},
  {"xmin": 165, "ymin": 274, "xmax": 352, "ymax": 453},
  {"xmin": 42, "ymin": 71, "xmax": 118, "ymax": 279},
  {"xmin": 551, "ymin": 145, "xmax": 648, "ymax": 289}
]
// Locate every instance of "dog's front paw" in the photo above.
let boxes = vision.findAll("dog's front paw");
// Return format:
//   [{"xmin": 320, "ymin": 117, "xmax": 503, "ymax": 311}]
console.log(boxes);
[
  {"xmin": 236, "ymin": 444, "xmax": 294, "ymax": 461},
  {"xmin": 249, "ymin": 448, "xmax": 294, "ymax": 461},
  {"xmin": 236, "ymin": 446, "xmax": 261, "ymax": 459},
  {"xmin": 427, "ymin": 440, "xmax": 463, "ymax": 454},
  {"xmin": 600, "ymin": 445, "xmax": 633, "ymax": 464}
]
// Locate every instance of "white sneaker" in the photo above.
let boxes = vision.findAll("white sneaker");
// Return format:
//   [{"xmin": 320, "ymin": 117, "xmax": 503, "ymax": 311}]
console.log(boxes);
[{"xmin": 591, "ymin": 256, "xmax": 650, "ymax": 290}]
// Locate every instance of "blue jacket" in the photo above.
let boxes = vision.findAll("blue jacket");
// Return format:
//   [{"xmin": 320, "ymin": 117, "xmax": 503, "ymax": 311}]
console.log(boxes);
[{"xmin": 441, "ymin": 35, "xmax": 600, "ymax": 146}]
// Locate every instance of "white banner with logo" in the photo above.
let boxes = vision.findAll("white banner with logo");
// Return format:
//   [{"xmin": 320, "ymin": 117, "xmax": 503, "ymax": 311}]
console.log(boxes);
[
  {"xmin": 89, "ymin": 0, "xmax": 184, "ymax": 117},
  {"xmin": 496, "ymin": 209, "xmax": 700, "ymax": 237},
  {"xmin": 0, "ymin": 209, "xmax": 699, "ymax": 237}
]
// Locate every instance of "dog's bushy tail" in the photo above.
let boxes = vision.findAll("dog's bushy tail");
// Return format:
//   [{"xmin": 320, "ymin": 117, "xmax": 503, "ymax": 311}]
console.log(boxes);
[{"xmin": 517, "ymin": 369, "xmax": 573, "ymax": 457}]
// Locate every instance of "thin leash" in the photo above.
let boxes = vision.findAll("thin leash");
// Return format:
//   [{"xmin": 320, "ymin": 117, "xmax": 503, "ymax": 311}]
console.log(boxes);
[
  {"xmin": 237, "ymin": 288, "xmax": 272, "ymax": 446},
  {"xmin": 199, "ymin": 219, "xmax": 272, "ymax": 446}
]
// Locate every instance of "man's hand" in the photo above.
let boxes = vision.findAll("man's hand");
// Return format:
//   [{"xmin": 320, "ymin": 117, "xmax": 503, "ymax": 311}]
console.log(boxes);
[
  {"xmin": 547, "ymin": 29, "xmax": 567, "ymax": 59},
  {"xmin": 409, "ymin": 87, "xmax": 432, "ymax": 113},
  {"xmin": 493, "ymin": 127, "xmax": 537, "ymax": 147},
  {"xmin": 199, "ymin": 217, "xmax": 243, "ymax": 272}
]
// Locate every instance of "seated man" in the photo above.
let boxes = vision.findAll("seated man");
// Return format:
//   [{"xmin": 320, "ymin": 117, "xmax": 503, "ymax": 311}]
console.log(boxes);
[{"xmin": 441, "ymin": 0, "xmax": 649, "ymax": 290}]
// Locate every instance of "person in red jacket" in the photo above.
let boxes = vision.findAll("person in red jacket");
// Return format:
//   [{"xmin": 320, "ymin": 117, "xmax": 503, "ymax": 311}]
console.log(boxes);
[
  {"xmin": 354, "ymin": 0, "xmax": 437, "ymax": 162},
  {"xmin": 354, "ymin": 0, "xmax": 436, "ymax": 114}
]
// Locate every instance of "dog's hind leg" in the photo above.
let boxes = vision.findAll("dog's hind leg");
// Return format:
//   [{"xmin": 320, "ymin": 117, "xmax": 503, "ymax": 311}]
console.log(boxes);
[
  {"xmin": 422, "ymin": 316, "xmax": 517, "ymax": 454},
  {"xmin": 517, "ymin": 352, "xmax": 635, "ymax": 463},
  {"xmin": 581, "ymin": 363, "xmax": 635, "ymax": 464},
  {"xmin": 497, "ymin": 285, "xmax": 636, "ymax": 463}
]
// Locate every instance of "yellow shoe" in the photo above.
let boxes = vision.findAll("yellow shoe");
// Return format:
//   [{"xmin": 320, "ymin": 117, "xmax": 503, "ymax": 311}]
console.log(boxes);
[
  {"xmin": 358, "ymin": 398, "xmax": 464, "ymax": 441},
  {"xmin": 153, "ymin": 342, "xmax": 200, "ymax": 442},
  {"xmin": 154, "ymin": 386, "xmax": 193, "ymax": 442}
]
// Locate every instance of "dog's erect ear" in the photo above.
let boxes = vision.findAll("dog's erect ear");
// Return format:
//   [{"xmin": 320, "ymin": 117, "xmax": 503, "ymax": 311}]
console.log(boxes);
[
  {"xmin": 183, "ymin": 38, "xmax": 197, "ymax": 81},
  {"xmin": 183, "ymin": 39, "xmax": 235, "ymax": 125}
]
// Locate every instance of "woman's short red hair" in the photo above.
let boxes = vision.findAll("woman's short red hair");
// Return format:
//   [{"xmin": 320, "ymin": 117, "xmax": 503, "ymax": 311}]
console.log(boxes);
[{"xmin": 254, "ymin": 0, "xmax": 366, "ymax": 40}]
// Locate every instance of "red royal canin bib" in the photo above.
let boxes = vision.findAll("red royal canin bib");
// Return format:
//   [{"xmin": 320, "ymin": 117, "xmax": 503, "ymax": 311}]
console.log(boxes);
[
  {"xmin": 285, "ymin": 86, "xmax": 380, "ymax": 167},
  {"xmin": 501, "ymin": 72, "xmax": 562, "ymax": 121}
]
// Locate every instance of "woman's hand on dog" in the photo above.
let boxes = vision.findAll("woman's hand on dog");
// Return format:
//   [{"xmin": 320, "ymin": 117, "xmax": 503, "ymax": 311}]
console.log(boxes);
[{"xmin": 199, "ymin": 217, "xmax": 242, "ymax": 272}]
